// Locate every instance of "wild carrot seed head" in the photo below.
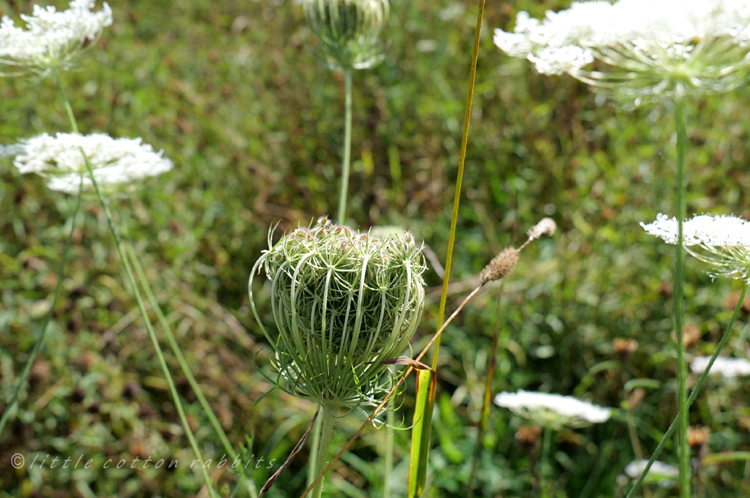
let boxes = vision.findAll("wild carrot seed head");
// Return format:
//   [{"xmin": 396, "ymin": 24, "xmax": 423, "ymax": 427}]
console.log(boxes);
[{"xmin": 249, "ymin": 217, "xmax": 426, "ymax": 409}]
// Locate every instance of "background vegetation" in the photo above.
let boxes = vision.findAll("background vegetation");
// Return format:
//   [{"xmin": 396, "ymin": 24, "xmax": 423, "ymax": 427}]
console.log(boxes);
[{"xmin": 2, "ymin": 0, "xmax": 750, "ymax": 496}]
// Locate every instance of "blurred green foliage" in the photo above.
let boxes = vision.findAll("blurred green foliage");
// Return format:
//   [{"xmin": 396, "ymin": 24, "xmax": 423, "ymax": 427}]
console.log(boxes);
[{"xmin": 2, "ymin": 0, "xmax": 750, "ymax": 496}]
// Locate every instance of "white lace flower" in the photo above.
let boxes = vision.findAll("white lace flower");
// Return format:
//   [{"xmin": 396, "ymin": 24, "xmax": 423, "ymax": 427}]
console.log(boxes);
[
  {"xmin": 0, "ymin": 133, "xmax": 173, "ymax": 195},
  {"xmin": 641, "ymin": 214, "xmax": 750, "ymax": 281},
  {"xmin": 691, "ymin": 356, "xmax": 750, "ymax": 378},
  {"xmin": 494, "ymin": 390, "xmax": 611, "ymax": 429},
  {"xmin": 624, "ymin": 460, "xmax": 679, "ymax": 488},
  {"xmin": 0, "ymin": 0, "xmax": 112, "ymax": 76},
  {"xmin": 494, "ymin": 0, "xmax": 750, "ymax": 106}
]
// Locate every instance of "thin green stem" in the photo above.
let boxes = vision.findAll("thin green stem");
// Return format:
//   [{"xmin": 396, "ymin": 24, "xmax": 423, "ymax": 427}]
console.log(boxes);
[
  {"xmin": 541, "ymin": 427, "xmax": 552, "ymax": 498},
  {"xmin": 625, "ymin": 284, "xmax": 747, "ymax": 498},
  {"xmin": 308, "ymin": 415, "xmax": 322, "ymax": 487},
  {"xmin": 336, "ymin": 67, "xmax": 353, "ymax": 225},
  {"xmin": 311, "ymin": 406, "xmax": 336, "ymax": 498},
  {"xmin": 674, "ymin": 98, "xmax": 689, "ymax": 498},
  {"xmin": 127, "ymin": 243, "xmax": 258, "ymax": 498},
  {"xmin": 0, "ymin": 180, "xmax": 84, "ymax": 436},
  {"xmin": 54, "ymin": 72, "xmax": 218, "ymax": 498}
]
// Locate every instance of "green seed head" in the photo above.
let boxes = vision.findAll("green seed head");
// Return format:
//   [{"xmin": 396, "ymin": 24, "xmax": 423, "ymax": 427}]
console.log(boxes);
[
  {"xmin": 249, "ymin": 217, "xmax": 426, "ymax": 409},
  {"xmin": 304, "ymin": 0, "xmax": 389, "ymax": 70}
]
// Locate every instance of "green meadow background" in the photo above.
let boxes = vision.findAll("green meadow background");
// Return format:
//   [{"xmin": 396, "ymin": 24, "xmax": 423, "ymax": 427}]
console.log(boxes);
[{"xmin": 2, "ymin": 0, "xmax": 750, "ymax": 496}]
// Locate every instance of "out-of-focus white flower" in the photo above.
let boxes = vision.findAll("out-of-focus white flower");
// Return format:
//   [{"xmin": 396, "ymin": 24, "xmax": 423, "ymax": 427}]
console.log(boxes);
[
  {"xmin": 641, "ymin": 214, "xmax": 750, "ymax": 281},
  {"xmin": 0, "ymin": 0, "xmax": 112, "ymax": 77},
  {"xmin": 691, "ymin": 356, "xmax": 750, "ymax": 378},
  {"xmin": 0, "ymin": 133, "xmax": 173, "ymax": 195},
  {"xmin": 494, "ymin": 390, "xmax": 611, "ymax": 429},
  {"xmin": 494, "ymin": 0, "xmax": 750, "ymax": 106},
  {"xmin": 624, "ymin": 460, "xmax": 679, "ymax": 488},
  {"xmin": 304, "ymin": 0, "xmax": 389, "ymax": 70}
]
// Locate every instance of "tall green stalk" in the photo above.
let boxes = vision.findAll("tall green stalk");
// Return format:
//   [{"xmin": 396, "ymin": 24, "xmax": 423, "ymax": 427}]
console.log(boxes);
[
  {"xmin": 625, "ymin": 284, "xmax": 748, "ymax": 498},
  {"xmin": 54, "ymin": 71, "xmax": 218, "ymax": 498},
  {"xmin": 126, "ymin": 242, "xmax": 258, "ymax": 498},
  {"xmin": 0, "ymin": 180, "xmax": 83, "ymax": 437},
  {"xmin": 336, "ymin": 68, "xmax": 353, "ymax": 225},
  {"xmin": 674, "ymin": 98, "xmax": 689, "ymax": 498},
  {"xmin": 407, "ymin": 1, "xmax": 486, "ymax": 493},
  {"xmin": 311, "ymin": 406, "xmax": 336, "ymax": 498}
]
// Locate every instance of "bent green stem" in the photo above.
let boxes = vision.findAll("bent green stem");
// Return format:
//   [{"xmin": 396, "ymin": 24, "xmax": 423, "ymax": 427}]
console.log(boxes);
[
  {"xmin": 336, "ymin": 67, "xmax": 353, "ymax": 225},
  {"xmin": 0, "ymin": 179, "xmax": 84, "ymax": 437},
  {"xmin": 674, "ymin": 97, "xmax": 689, "ymax": 498},
  {"xmin": 311, "ymin": 406, "xmax": 336, "ymax": 498},
  {"xmin": 54, "ymin": 71, "xmax": 218, "ymax": 498},
  {"xmin": 625, "ymin": 284, "xmax": 748, "ymax": 498},
  {"xmin": 126, "ymin": 243, "xmax": 258, "ymax": 498}
]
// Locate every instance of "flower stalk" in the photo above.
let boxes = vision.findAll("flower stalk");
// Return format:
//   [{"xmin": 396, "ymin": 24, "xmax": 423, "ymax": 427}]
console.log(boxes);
[
  {"xmin": 337, "ymin": 67, "xmax": 353, "ymax": 225},
  {"xmin": 674, "ymin": 97, "xmax": 690, "ymax": 498}
]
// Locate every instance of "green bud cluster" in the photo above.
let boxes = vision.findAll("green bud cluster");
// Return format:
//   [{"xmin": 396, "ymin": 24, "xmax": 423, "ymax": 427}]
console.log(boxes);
[
  {"xmin": 304, "ymin": 0, "xmax": 389, "ymax": 71},
  {"xmin": 249, "ymin": 218, "xmax": 426, "ymax": 409}
]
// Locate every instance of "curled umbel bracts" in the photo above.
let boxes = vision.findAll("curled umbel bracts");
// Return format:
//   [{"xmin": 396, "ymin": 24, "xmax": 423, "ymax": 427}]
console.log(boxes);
[
  {"xmin": 304, "ymin": 0, "xmax": 390, "ymax": 70},
  {"xmin": 249, "ymin": 217, "xmax": 426, "ymax": 409}
]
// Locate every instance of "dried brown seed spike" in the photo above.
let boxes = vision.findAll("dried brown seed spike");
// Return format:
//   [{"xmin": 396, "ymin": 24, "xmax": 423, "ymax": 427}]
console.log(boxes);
[
  {"xmin": 480, "ymin": 247, "xmax": 518, "ymax": 284},
  {"xmin": 528, "ymin": 217, "xmax": 557, "ymax": 240}
]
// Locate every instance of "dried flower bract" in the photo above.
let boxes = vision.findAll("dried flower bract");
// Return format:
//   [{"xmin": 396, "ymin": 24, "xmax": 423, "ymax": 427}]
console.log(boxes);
[{"xmin": 480, "ymin": 247, "xmax": 518, "ymax": 284}]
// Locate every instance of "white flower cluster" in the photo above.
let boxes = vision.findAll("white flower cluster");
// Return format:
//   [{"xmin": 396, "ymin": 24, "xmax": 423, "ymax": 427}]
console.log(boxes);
[
  {"xmin": 642, "ymin": 214, "xmax": 750, "ymax": 281},
  {"xmin": 691, "ymin": 356, "xmax": 750, "ymax": 378},
  {"xmin": 0, "ymin": 0, "xmax": 112, "ymax": 75},
  {"xmin": 0, "ymin": 133, "xmax": 173, "ymax": 195},
  {"xmin": 624, "ymin": 460, "xmax": 679, "ymax": 488},
  {"xmin": 641, "ymin": 213, "xmax": 750, "ymax": 246},
  {"xmin": 494, "ymin": 0, "xmax": 750, "ymax": 102},
  {"xmin": 494, "ymin": 390, "xmax": 611, "ymax": 429}
]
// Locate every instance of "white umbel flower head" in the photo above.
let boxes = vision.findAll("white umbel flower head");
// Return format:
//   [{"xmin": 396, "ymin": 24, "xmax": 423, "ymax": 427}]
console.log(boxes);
[
  {"xmin": 494, "ymin": 390, "xmax": 611, "ymax": 429},
  {"xmin": 623, "ymin": 460, "xmax": 679, "ymax": 488},
  {"xmin": 494, "ymin": 0, "xmax": 750, "ymax": 106},
  {"xmin": 691, "ymin": 356, "xmax": 750, "ymax": 378},
  {"xmin": 0, "ymin": 133, "xmax": 173, "ymax": 195},
  {"xmin": 0, "ymin": 0, "xmax": 112, "ymax": 77},
  {"xmin": 641, "ymin": 213, "xmax": 750, "ymax": 281}
]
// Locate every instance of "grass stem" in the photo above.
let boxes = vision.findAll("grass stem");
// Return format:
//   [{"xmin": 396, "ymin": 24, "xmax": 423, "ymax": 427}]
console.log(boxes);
[
  {"xmin": 54, "ymin": 70, "xmax": 219, "ymax": 498},
  {"xmin": 126, "ymin": 242, "xmax": 258, "ymax": 498}
]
